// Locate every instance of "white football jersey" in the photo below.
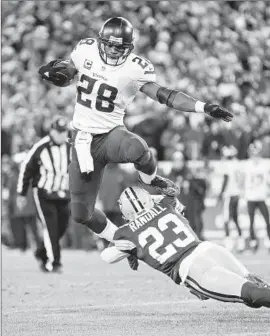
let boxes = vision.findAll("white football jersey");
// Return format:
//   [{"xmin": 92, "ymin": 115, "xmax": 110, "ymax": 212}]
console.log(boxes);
[
  {"xmin": 245, "ymin": 159, "xmax": 270, "ymax": 201},
  {"xmin": 70, "ymin": 38, "xmax": 156, "ymax": 134}
]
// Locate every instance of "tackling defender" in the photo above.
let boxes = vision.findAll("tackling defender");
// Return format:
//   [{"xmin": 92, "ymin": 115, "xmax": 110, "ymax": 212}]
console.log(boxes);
[
  {"xmin": 38, "ymin": 17, "xmax": 233, "ymax": 245},
  {"xmin": 101, "ymin": 186, "xmax": 270, "ymax": 309}
]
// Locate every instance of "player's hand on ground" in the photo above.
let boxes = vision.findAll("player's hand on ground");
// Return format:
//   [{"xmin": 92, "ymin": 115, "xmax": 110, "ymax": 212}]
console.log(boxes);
[
  {"xmin": 204, "ymin": 103, "xmax": 233, "ymax": 122},
  {"xmin": 127, "ymin": 254, "xmax": 139, "ymax": 271}
]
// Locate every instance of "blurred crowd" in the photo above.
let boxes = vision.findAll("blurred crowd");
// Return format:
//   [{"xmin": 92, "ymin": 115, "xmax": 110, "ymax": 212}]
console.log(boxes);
[
  {"xmin": 2, "ymin": 0, "xmax": 270, "ymax": 159},
  {"xmin": 2, "ymin": 1, "xmax": 270, "ymax": 251}
]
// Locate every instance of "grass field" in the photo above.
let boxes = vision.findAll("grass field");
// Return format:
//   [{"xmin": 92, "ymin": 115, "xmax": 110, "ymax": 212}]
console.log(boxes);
[{"xmin": 2, "ymin": 247, "xmax": 270, "ymax": 336}]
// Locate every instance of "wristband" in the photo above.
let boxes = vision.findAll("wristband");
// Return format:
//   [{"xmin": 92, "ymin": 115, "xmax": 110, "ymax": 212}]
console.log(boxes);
[{"xmin": 195, "ymin": 101, "xmax": 205, "ymax": 113}]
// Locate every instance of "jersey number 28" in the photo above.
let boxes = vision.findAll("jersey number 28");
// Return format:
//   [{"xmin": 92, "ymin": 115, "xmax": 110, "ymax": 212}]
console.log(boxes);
[
  {"xmin": 138, "ymin": 213, "xmax": 196, "ymax": 264},
  {"xmin": 77, "ymin": 74, "xmax": 118, "ymax": 113}
]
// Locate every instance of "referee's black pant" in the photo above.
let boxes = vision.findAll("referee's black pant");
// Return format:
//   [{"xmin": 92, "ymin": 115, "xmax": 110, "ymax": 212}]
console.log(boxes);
[
  {"xmin": 247, "ymin": 200, "xmax": 270, "ymax": 241},
  {"xmin": 224, "ymin": 196, "xmax": 241, "ymax": 237},
  {"xmin": 33, "ymin": 188, "xmax": 70, "ymax": 268}
]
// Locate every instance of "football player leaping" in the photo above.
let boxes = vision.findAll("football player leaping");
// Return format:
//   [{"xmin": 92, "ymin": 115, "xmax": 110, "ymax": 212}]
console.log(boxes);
[
  {"xmin": 38, "ymin": 17, "xmax": 233, "ymax": 248},
  {"xmin": 101, "ymin": 186, "xmax": 270, "ymax": 309}
]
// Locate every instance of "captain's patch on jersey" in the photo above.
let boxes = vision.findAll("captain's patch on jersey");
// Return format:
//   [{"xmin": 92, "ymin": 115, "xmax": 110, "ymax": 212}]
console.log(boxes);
[{"xmin": 84, "ymin": 59, "xmax": 93, "ymax": 70}]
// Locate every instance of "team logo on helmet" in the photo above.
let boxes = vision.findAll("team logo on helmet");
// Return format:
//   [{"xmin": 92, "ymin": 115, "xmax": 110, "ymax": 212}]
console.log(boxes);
[{"xmin": 109, "ymin": 36, "xmax": 123, "ymax": 44}]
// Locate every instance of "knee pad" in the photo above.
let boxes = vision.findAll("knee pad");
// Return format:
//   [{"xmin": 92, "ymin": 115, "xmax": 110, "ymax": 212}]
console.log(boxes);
[
  {"xmin": 70, "ymin": 202, "xmax": 94, "ymax": 225},
  {"xmin": 125, "ymin": 136, "xmax": 156, "ymax": 175},
  {"xmin": 71, "ymin": 204, "xmax": 107, "ymax": 235},
  {"xmin": 125, "ymin": 136, "xmax": 148, "ymax": 162}
]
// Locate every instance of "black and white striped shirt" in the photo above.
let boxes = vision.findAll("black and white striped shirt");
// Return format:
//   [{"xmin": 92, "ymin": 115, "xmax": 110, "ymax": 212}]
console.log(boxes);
[{"xmin": 17, "ymin": 135, "xmax": 71, "ymax": 200}]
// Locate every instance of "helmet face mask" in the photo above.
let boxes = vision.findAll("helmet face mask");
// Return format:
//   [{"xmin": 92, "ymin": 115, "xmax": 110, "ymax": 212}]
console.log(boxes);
[
  {"xmin": 98, "ymin": 17, "xmax": 134, "ymax": 66},
  {"xmin": 119, "ymin": 187, "xmax": 154, "ymax": 222}
]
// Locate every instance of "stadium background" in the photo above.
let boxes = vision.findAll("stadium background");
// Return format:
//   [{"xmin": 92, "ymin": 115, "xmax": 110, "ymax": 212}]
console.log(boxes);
[{"xmin": 2, "ymin": 0, "xmax": 270, "ymax": 250}]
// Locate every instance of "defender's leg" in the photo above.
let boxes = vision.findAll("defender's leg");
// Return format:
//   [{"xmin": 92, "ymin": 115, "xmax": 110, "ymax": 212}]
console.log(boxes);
[
  {"xmin": 181, "ymin": 242, "xmax": 270, "ymax": 307},
  {"xmin": 186, "ymin": 265, "xmax": 270, "ymax": 308},
  {"xmin": 204, "ymin": 242, "xmax": 249, "ymax": 277},
  {"xmin": 203, "ymin": 242, "xmax": 270, "ymax": 290}
]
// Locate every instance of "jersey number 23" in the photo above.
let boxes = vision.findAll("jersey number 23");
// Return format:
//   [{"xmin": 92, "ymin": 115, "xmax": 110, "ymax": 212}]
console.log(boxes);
[{"xmin": 138, "ymin": 213, "xmax": 196, "ymax": 264}]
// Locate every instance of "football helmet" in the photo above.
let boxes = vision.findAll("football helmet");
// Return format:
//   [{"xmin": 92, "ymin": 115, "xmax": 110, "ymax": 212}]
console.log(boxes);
[
  {"xmin": 98, "ymin": 17, "xmax": 134, "ymax": 66},
  {"xmin": 118, "ymin": 186, "xmax": 154, "ymax": 222}
]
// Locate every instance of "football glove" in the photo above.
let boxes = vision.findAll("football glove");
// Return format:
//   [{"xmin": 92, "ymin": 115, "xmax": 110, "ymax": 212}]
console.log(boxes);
[
  {"xmin": 38, "ymin": 59, "xmax": 77, "ymax": 87},
  {"xmin": 204, "ymin": 103, "xmax": 233, "ymax": 122},
  {"xmin": 127, "ymin": 255, "xmax": 139, "ymax": 271}
]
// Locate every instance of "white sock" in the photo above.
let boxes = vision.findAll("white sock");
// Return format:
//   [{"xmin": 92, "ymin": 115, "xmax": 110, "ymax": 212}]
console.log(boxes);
[
  {"xmin": 138, "ymin": 166, "xmax": 157, "ymax": 184},
  {"xmin": 97, "ymin": 218, "xmax": 118, "ymax": 241}
]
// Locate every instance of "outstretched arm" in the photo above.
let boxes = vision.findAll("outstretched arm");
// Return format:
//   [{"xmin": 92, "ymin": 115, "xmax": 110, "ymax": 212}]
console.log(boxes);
[
  {"xmin": 101, "ymin": 246, "xmax": 130, "ymax": 264},
  {"xmin": 101, "ymin": 239, "xmax": 137, "ymax": 264},
  {"xmin": 140, "ymin": 82, "xmax": 233, "ymax": 122}
]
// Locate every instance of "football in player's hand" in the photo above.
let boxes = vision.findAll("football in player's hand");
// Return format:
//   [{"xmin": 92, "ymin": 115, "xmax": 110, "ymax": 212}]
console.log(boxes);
[
  {"xmin": 52, "ymin": 60, "xmax": 77, "ymax": 87},
  {"xmin": 38, "ymin": 59, "xmax": 77, "ymax": 87}
]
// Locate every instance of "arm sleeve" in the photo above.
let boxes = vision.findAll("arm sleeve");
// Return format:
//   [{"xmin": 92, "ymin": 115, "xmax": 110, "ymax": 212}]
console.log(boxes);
[
  {"xmin": 16, "ymin": 148, "xmax": 39, "ymax": 196},
  {"xmin": 100, "ymin": 246, "xmax": 130, "ymax": 264}
]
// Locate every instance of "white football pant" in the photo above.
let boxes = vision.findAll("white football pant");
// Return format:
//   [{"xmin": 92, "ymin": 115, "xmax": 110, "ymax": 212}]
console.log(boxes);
[{"xmin": 179, "ymin": 241, "xmax": 250, "ymax": 303}]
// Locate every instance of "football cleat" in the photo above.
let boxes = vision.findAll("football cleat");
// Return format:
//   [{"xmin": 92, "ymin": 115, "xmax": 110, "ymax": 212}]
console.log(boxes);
[
  {"xmin": 40, "ymin": 262, "xmax": 63, "ymax": 274},
  {"xmin": 139, "ymin": 175, "xmax": 180, "ymax": 197},
  {"xmin": 244, "ymin": 301, "xmax": 262, "ymax": 309},
  {"xmin": 246, "ymin": 274, "xmax": 270, "ymax": 290},
  {"xmin": 34, "ymin": 248, "xmax": 48, "ymax": 264}
]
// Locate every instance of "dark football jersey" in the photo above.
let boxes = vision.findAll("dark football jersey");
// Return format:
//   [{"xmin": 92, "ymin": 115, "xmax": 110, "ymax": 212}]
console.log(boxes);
[{"xmin": 114, "ymin": 196, "xmax": 200, "ymax": 283}]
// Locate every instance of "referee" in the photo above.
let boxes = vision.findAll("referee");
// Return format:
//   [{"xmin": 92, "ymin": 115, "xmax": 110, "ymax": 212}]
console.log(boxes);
[{"xmin": 17, "ymin": 116, "xmax": 71, "ymax": 273}]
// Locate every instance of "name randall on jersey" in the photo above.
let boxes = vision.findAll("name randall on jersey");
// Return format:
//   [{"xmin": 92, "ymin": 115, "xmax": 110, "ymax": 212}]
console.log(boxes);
[{"xmin": 128, "ymin": 205, "xmax": 167, "ymax": 232}]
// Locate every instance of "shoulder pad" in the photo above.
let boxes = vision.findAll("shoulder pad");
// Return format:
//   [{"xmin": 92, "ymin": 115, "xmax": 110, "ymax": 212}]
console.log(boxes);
[
  {"xmin": 73, "ymin": 38, "xmax": 97, "ymax": 51},
  {"xmin": 130, "ymin": 55, "xmax": 154, "ymax": 73},
  {"xmin": 128, "ymin": 54, "xmax": 156, "ymax": 84}
]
